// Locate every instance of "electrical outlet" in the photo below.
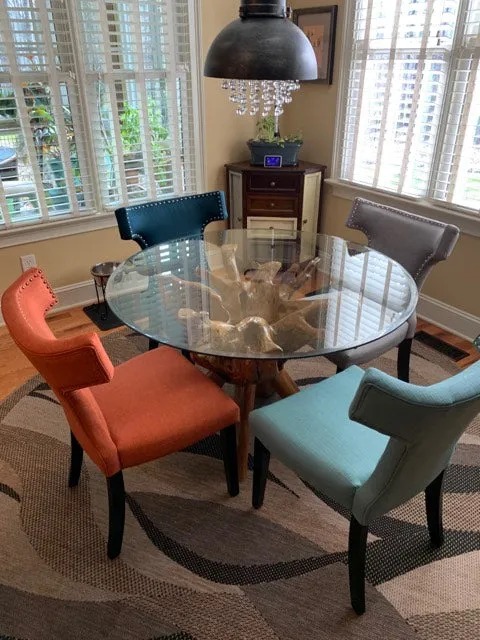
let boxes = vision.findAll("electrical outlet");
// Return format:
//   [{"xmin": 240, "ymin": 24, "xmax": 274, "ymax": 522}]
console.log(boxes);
[{"xmin": 20, "ymin": 254, "xmax": 37, "ymax": 272}]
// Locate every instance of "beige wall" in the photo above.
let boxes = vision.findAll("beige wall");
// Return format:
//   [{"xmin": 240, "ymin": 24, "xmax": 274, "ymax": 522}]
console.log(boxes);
[
  {"xmin": 288, "ymin": 0, "xmax": 480, "ymax": 318},
  {"xmin": 285, "ymin": 0, "xmax": 344, "ymax": 169},
  {"xmin": 0, "ymin": 0, "xmax": 254, "ymax": 293}
]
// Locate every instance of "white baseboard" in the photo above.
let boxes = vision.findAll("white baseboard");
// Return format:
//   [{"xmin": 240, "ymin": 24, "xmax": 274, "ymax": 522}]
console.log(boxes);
[
  {"xmin": 417, "ymin": 294, "xmax": 480, "ymax": 342},
  {"xmin": 1, "ymin": 280, "xmax": 479, "ymax": 344},
  {"xmin": 51, "ymin": 279, "xmax": 98, "ymax": 314},
  {"xmin": 0, "ymin": 279, "xmax": 97, "ymax": 326}
]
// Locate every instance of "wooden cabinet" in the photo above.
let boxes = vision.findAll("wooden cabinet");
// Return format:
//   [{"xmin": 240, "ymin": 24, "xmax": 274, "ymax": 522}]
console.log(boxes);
[{"xmin": 225, "ymin": 161, "xmax": 325, "ymax": 235}]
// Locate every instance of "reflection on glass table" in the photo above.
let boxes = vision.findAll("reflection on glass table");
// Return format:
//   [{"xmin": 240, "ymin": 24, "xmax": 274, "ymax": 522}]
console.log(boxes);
[
  {"xmin": 107, "ymin": 229, "xmax": 418, "ymax": 360},
  {"xmin": 106, "ymin": 229, "xmax": 418, "ymax": 480}
]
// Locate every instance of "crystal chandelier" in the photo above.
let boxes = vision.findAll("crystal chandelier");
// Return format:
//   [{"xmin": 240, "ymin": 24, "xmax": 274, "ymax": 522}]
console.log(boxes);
[
  {"xmin": 204, "ymin": 0, "xmax": 317, "ymax": 117},
  {"xmin": 221, "ymin": 79, "xmax": 301, "ymax": 117}
]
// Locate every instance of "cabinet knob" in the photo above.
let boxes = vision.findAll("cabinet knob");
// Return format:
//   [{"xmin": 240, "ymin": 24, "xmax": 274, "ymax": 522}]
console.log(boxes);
[
  {"xmin": 269, "ymin": 226, "xmax": 274, "ymax": 230},
  {"xmin": 270, "ymin": 181, "xmax": 276, "ymax": 187},
  {"xmin": 237, "ymin": 217, "xmax": 242, "ymax": 222},
  {"xmin": 270, "ymin": 202, "xmax": 275, "ymax": 208},
  {"xmin": 302, "ymin": 219, "xmax": 308, "ymax": 225}
]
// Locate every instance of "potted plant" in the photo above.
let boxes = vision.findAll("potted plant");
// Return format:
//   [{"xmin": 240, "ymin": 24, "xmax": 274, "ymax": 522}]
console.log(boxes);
[{"xmin": 247, "ymin": 116, "xmax": 303, "ymax": 166}]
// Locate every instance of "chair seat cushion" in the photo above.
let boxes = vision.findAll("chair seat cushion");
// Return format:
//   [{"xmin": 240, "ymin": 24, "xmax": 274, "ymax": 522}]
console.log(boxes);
[
  {"xmin": 250, "ymin": 366, "xmax": 389, "ymax": 510},
  {"xmin": 326, "ymin": 321, "xmax": 409, "ymax": 369},
  {"xmin": 91, "ymin": 346, "xmax": 239, "ymax": 470}
]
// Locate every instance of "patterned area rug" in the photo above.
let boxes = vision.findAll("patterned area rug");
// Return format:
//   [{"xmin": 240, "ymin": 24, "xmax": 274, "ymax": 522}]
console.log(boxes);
[{"xmin": 0, "ymin": 331, "xmax": 478, "ymax": 640}]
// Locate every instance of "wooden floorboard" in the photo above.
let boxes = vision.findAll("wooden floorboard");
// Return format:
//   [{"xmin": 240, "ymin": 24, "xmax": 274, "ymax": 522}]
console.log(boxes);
[{"xmin": 0, "ymin": 309, "xmax": 478, "ymax": 402}]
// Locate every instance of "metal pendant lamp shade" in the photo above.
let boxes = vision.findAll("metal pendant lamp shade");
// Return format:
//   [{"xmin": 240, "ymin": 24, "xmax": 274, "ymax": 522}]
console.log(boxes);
[{"xmin": 204, "ymin": 0, "xmax": 317, "ymax": 117}]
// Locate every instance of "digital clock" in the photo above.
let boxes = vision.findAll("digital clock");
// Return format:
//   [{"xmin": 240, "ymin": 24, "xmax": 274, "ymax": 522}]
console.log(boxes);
[{"xmin": 264, "ymin": 155, "xmax": 283, "ymax": 168}]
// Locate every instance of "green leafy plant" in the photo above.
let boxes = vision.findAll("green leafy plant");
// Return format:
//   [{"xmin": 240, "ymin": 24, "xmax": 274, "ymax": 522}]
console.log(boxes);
[
  {"xmin": 119, "ymin": 100, "xmax": 169, "ymax": 157},
  {"xmin": 118, "ymin": 100, "xmax": 171, "ymax": 191},
  {"xmin": 252, "ymin": 116, "xmax": 303, "ymax": 146},
  {"xmin": 118, "ymin": 102, "xmax": 141, "ymax": 155},
  {"xmin": 26, "ymin": 84, "xmax": 76, "ymax": 168}
]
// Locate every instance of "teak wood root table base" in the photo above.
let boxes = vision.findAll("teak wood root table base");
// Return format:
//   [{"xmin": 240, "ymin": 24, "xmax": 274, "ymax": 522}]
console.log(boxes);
[{"xmin": 192, "ymin": 353, "xmax": 300, "ymax": 481}]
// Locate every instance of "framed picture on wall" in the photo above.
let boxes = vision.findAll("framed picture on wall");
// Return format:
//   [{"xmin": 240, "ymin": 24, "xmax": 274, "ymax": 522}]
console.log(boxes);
[{"xmin": 293, "ymin": 6, "xmax": 338, "ymax": 85}]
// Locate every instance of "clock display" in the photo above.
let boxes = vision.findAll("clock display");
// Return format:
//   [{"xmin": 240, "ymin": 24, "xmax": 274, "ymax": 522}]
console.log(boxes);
[{"xmin": 264, "ymin": 155, "xmax": 283, "ymax": 168}]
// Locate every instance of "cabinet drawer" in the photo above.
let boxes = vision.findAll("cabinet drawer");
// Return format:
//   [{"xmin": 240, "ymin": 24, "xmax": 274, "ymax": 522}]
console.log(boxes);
[
  {"xmin": 248, "ymin": 172, "xmax": 300, "ymax": 192},
  {"xmin": 247, "ymin": 216, "xmax": 297, "ymax": 238},
  {"xmin": 247, "ymin": 195, "xmax": 297, "ymax": 213}
]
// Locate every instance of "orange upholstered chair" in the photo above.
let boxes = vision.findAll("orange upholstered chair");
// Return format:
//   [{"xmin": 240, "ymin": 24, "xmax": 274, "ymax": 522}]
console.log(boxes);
[{"xmin": 1, "ymin": 268, "xmax": 240, "ymax": 558}]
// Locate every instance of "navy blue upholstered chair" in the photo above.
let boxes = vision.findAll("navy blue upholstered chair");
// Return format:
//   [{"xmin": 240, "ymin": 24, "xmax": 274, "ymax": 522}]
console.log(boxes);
[{"xmin": 115, "ymin": 191, "xmax": 228, "ymax": 250}]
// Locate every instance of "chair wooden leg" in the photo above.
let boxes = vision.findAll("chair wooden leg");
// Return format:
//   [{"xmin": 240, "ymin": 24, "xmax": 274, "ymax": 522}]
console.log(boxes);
[
  {"xmin": 348, "ymin": 516, "xmax": 369, "ymax": 615},
  {"xmin": 252, "ymin": 438, "xmax": 271, "ymax": 509},
  {"xmin": 106, "ymin": 471, "xmax": 125, "ymax": 560},
  {"xmin": 397, "ymin": 338, "xmax": 413, "ymax": 382},
  {"xmin": 425, "ymin": 469, "xmax": 445, "ymax": 548},
  {"xmin": 220, "ymin": 424, "xmax": 239, "ymax": 497},
  {"xmin": 68, "ymin": 431, "xmax": 83, "ymax": 488},
  {"xmin": 148, "ymin": 338, "xmax": 158, "ymax": 351}
]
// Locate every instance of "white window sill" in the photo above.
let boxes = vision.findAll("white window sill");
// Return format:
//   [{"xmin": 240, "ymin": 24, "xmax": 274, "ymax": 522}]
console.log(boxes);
[
  {"xmin": 0, "ymin": 211, "xmax": 118, "ymax": 248},
  {"xmin": 325, "ymin": 179, "xmax": 480, "ymax": 238}
]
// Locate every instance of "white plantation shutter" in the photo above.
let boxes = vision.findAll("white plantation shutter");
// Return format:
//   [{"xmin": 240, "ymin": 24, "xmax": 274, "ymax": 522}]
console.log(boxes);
[
  {"xmin": 0, "ymin": 0, "xmax": 94, "ymax": 228},
  {"xmin": 0, "ymin": 0, "xmax": 201, "ymax": 230},
  {"xmin": 74, "ymin": 0, "xmax": 199, "ymax": 210},
  {"xmin": 338, "ymin": 0, "xmax": 480, "ymax": 215},
  {"xmin": 434, "ymin": 0, "xmax": 480, "ymax": 209}
]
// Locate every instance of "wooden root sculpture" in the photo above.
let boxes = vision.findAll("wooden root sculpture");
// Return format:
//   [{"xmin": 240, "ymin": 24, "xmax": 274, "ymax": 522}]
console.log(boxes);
[
  {"xmin": 168, "ymin": 244, "xmax": 329, "ymax": 354},
  {"xmin": 178, "ymin": 308, "xmax": 283, "ymax": 354}
]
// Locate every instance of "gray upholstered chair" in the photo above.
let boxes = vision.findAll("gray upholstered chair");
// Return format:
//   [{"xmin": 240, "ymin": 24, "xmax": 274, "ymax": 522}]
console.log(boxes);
[{"xmin": 328, "ymin": 198, "xmax": 459, "ymax": 381}]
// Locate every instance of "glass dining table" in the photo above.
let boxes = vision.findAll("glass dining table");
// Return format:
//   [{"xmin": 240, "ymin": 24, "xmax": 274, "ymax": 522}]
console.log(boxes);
[{"xmin": 106, "ymin": 228, "xmax": 418, "ymax": 479}]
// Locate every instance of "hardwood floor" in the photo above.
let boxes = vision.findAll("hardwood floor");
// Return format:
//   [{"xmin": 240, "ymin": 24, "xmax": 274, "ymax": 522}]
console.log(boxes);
[
  {"xmin": 0, "ymin": 307, "xmax": 478, "ymax": 402},
  {"xmin": 415, "ymin": 318, "xmax": 480, "ymax": 369}
]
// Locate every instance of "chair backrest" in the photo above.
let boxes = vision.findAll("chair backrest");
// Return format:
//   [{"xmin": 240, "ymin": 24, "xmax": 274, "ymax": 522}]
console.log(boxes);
[
  {"xmin": 349, "ymin": 361, "xmax": 480, "ymax": 524},
  {"xmin": 1, "ymin": 269, "xmax": 119, "ymax": 475},
  {"xmin": 347, "ymin": 198, "xmax": 459, "ymax": 288},
  {"xmin": 115, "ymin": 191, "xmax": 228, "ymax": 249}
]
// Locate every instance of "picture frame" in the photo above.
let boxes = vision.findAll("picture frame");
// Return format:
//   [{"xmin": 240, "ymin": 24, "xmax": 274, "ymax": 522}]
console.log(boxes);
[{"xmin": 293, "ymin": 6, "xmax": 338, "ymax": 85}]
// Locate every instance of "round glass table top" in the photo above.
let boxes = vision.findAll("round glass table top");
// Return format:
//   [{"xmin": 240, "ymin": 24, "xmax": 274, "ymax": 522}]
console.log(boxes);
[{"xmin": 106, "ymin": 229, "xmax": 418, "ymax": 360}]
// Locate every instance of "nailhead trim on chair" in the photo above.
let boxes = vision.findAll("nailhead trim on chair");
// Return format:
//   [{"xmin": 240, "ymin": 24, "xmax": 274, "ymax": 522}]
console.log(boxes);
[
  {"xmin": 123, "ymin": 192, "xmax": 226, "ymax": 248},
  {"xmin": 348, "ymin": 198, "xmax": 452, "ymax": 281},
  {"xmin": 17, "ymin": 269, "xmax": 58, "ymax": 326},
  {"xmin": 15, "ymin": 269, "xmax": 57, "ymax": 330}
]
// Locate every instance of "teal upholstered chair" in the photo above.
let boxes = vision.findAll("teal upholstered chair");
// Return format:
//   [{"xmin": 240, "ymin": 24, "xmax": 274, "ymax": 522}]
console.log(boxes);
[
  {"xmin": 250, "ymin": 361, "xmax": 480, "ymax": 614},
  {"xmin": 115, "ymin": 191, "xmax": 228, "ymax": 350},
  {"xmin": 115, "ymin": 191, "xmax": 228, "ymax": 250}
]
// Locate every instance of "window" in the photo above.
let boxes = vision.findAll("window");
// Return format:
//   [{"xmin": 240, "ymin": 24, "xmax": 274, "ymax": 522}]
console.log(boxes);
[
  {"xmin": 336, "ymin": 0, "xmax": 480, "ymax": 214},
  {"xmin": 0, "ymin": 0, "xmax": 201, "ymax": 231}
]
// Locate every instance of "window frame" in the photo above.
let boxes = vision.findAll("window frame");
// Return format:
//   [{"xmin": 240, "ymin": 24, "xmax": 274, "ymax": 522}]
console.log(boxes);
[
  {"xmin": 331, "ymin": 0, "xmax": 480, "ymax": 237},
  {"xmin": 0, "ymin": 0, "xmax": 206, "ymax": 248}
]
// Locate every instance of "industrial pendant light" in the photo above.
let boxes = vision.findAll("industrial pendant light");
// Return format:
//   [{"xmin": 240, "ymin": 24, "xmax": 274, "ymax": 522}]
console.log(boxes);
[{"xmin": 204, "ymin": 0, "xmax": 317, "ymax": 117}]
